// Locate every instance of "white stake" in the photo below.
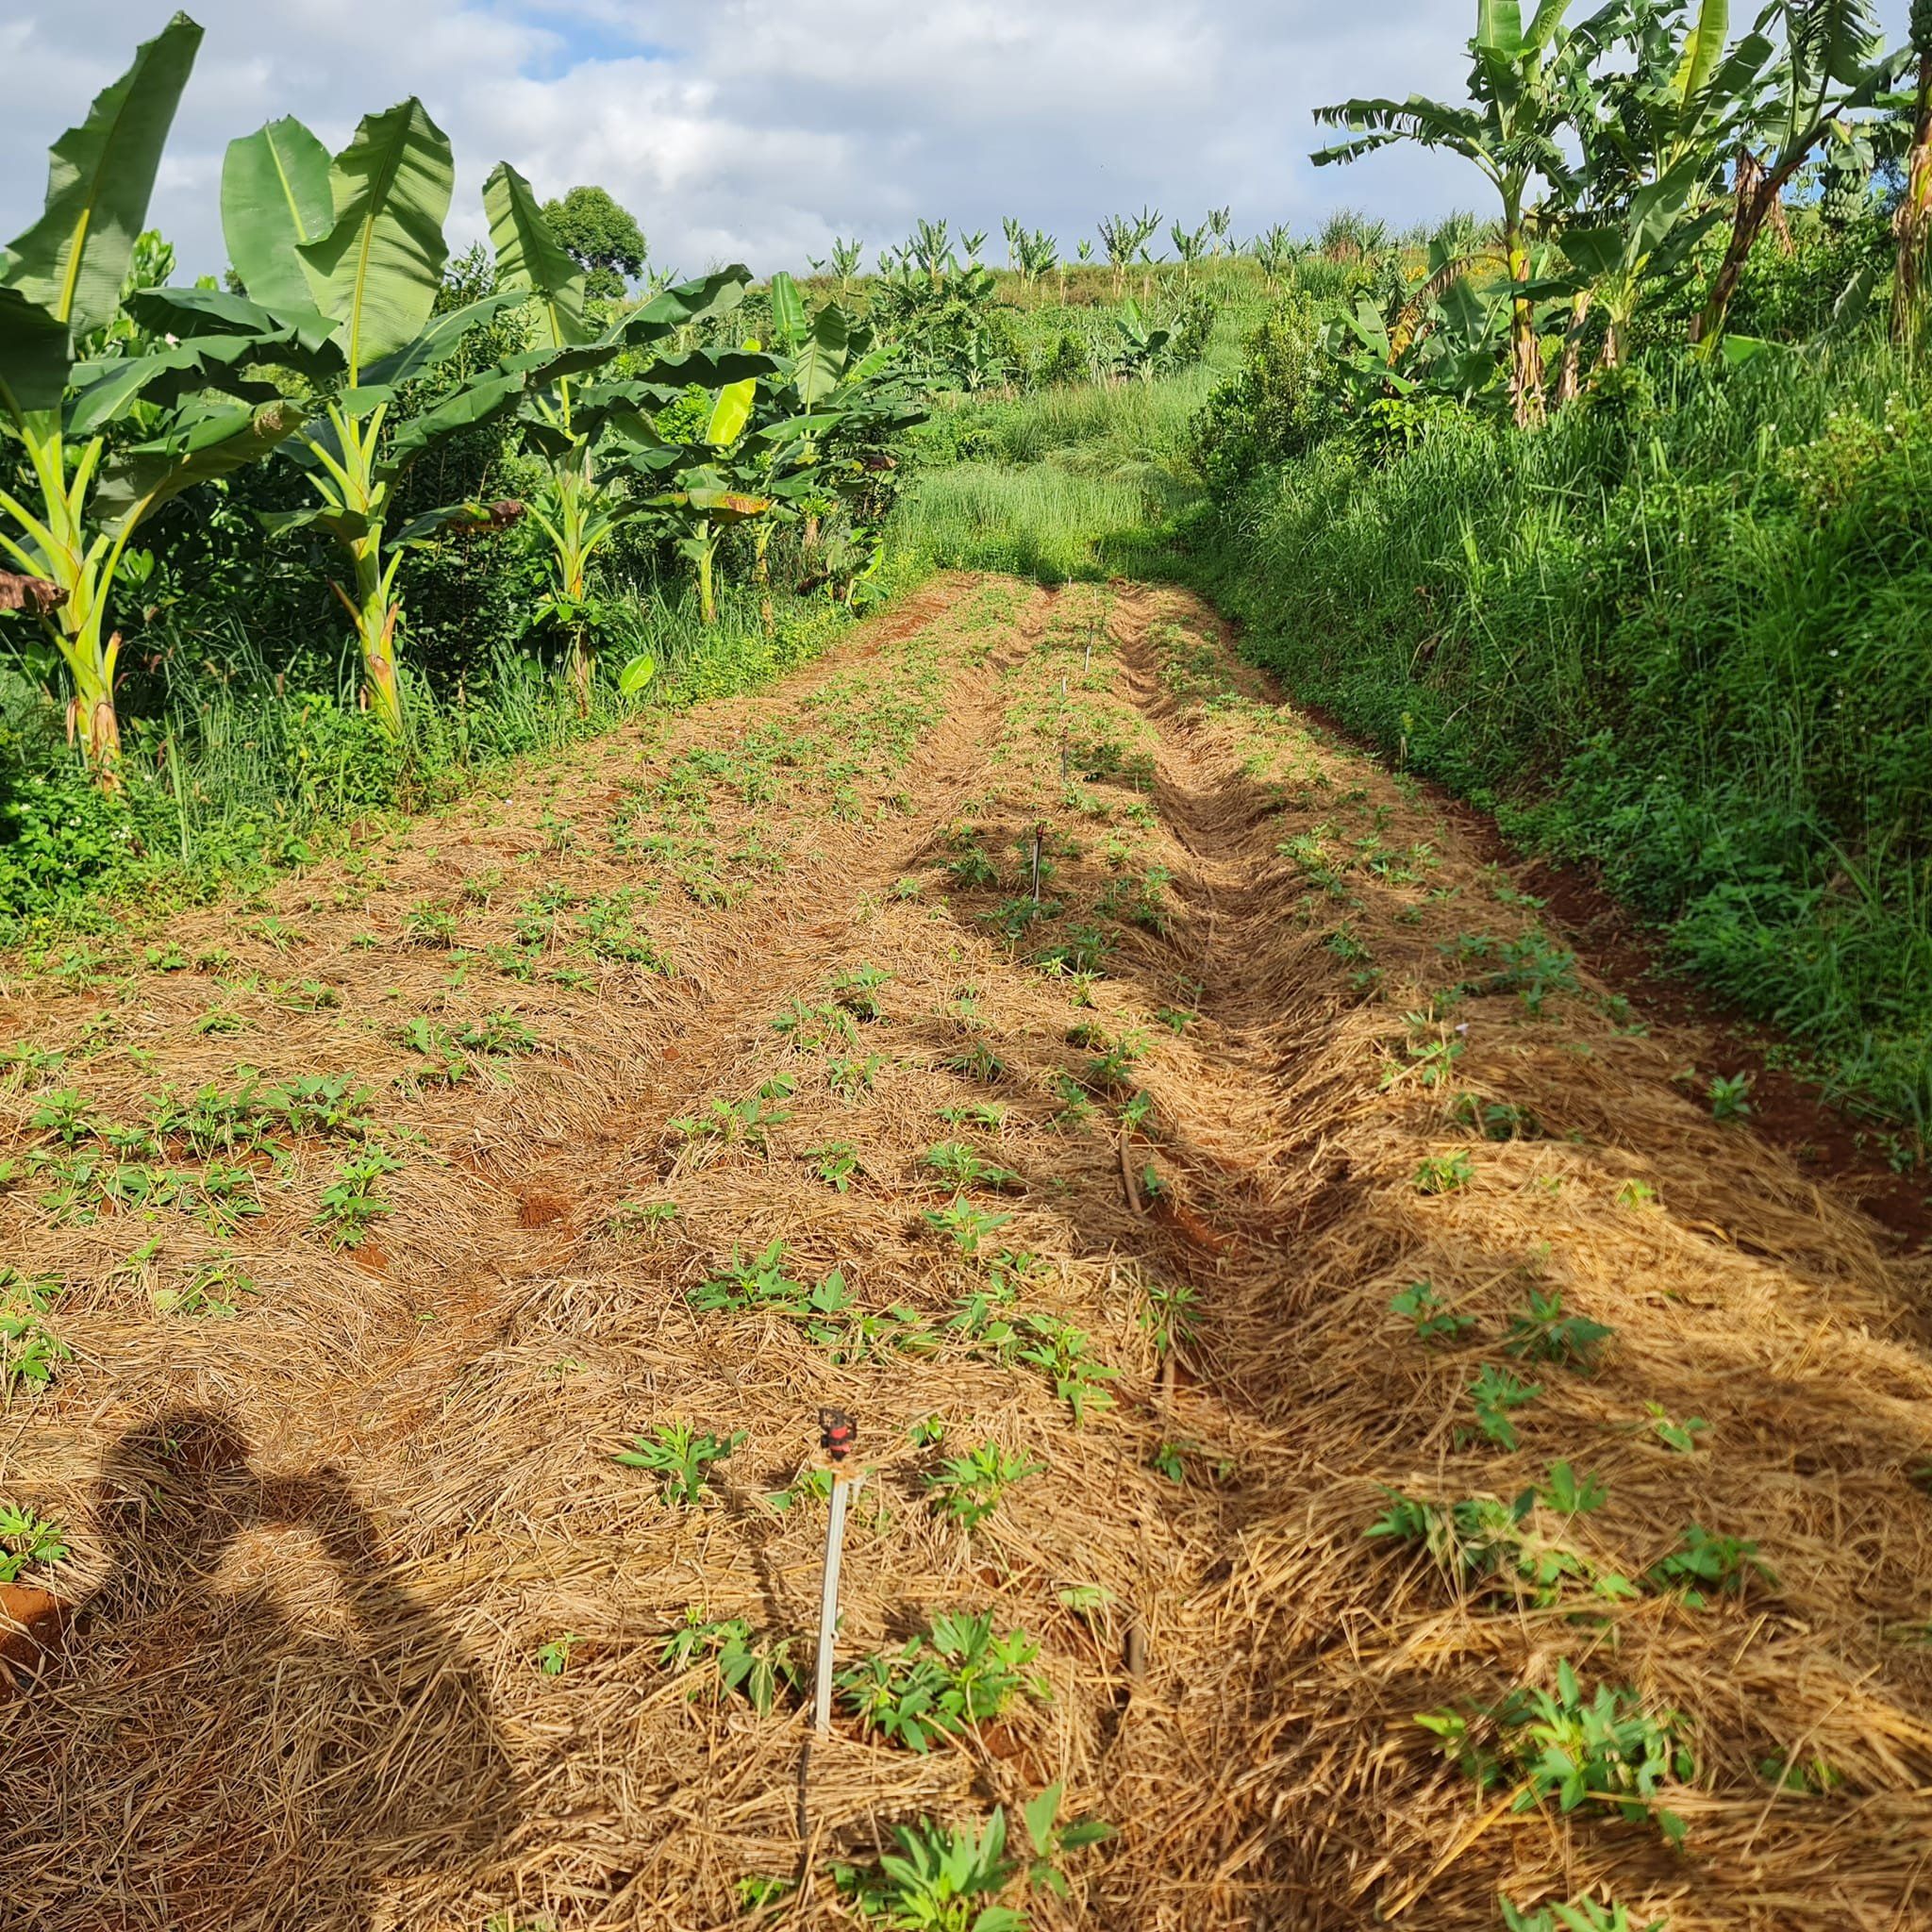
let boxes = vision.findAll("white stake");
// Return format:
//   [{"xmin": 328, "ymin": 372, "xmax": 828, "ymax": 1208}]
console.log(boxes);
[{"xmin": 811, "ymin": 1473, "xmax": 852, "ymax": 1737}]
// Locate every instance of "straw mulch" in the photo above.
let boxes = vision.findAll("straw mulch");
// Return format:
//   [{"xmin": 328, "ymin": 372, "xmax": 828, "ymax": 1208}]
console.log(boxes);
[{"xmin": 2, "ymin": 574, "xmax": 1929, "ymax": 1931}]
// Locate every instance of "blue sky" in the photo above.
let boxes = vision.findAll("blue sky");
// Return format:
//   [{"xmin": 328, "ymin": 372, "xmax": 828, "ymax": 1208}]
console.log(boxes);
[{"xmin": 1, "ymin": 2, "xmax": 1917, "ymax": 282}]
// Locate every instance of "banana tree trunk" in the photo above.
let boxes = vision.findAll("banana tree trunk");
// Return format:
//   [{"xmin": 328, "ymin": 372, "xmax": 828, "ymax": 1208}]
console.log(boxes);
[
  {"xmin": 1554, "ymin": 291, "xmax": 1592, "ymax": 406},
  {"xmin": 1505, "ymin": 206, "xmax": 1543, "ymax": 429},
  {"xmin": 695, "ymin": 522, "xmax": 718, "ymax": 627},
  {"xmin": 1894, "ymin": 49, "xmax": 1932, "ymax": 340},
  {"xmin": 566, "ymin": 633, "xmax": 594, "ymax": 716},
  {"xmin": 754, "ymin": 523, "xmax": 775, "ymax": 641},
  {"xmin": 66, "ymin": 638, "xmax": 124, "ymax": 792},
  {"xmin": 1695, "ymin": 146, "xmax": 1803, "ymax": 347},
  {"xmin": 338, "ymin": 541, "xmax": 404, "ymax": 737}
]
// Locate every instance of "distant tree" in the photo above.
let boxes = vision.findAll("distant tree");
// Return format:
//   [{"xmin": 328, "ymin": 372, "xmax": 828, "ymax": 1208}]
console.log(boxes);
[{"xmin": 539, "ymin": 185, "xmax": 646, "ymax": 297}]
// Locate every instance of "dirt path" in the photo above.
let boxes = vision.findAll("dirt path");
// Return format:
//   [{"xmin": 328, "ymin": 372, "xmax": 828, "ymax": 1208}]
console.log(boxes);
[{"xmin": 2, "ymin": 575, "xmax": 1929, "ymax": 1931}]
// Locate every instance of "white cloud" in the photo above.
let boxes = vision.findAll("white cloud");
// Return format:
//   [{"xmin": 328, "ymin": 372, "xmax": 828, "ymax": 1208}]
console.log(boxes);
[{"xmin": 0, "ymin": 0, "xmax": 1915, "ymax": 282}]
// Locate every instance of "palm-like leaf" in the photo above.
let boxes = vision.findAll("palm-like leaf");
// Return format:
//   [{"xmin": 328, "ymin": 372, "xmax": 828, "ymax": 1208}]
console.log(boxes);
[
  {"xmin": 297, "ymin": 99, "xmax": 454, "ymax": 382},
  {"xmin": 1, "ymin": 12, "xmax": 201, "ymax": 339},
  {"xmin": 484, "ymin": 161, "xmax": 590, "ymax": 351},
  {"xmin": 222, "ymin": 117, "xmax": 333, "ymax": 317}
]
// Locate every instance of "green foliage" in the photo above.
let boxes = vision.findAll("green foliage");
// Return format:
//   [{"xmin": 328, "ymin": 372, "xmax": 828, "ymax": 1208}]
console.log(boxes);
[
  {"xmin": 315, "ymin": 1149, "xmax": 405, "ymax": 1246},
  {"xmin": 1390, "ymin": 1278, "xmax": 1474, "ymax": 1342},
  {"xmin": 1415, "ymin": 1150, "xmax": 1474, "ymax": 1195},
  {"xmin": 0, "ymin": 1272, "xmax": 69, "ymax": 1395},
  {"xmin": 1707, "ymin": 1072, "xmax": 1754, "ymax": 1122},
  {"xmin": 0, "ymin": 1501, "xmax": 69, "ymax": 1581},
  {"xmin": 659, "ymin": 1606, "xmax": 801, "ymax": 1714},
  {"xmin": 836, "ymin": 1610, "xmax": 1047, "ymax": 1752},
  {"xmin": 1503, "ymin": 1290, "xmax": 1613, "ymax": 1371},
  {"xmin": 1645, "ymin": 1524, "xmax": 1775, "ymax": 1606},
  {"xmin": 1467, "ymin": 1364, "xmax": 1543, "ymax": 1450},
  {"xmin": 1367, "ymin": 1478, "xmax": 1632, "ymax": 1607},
  {"xmin": 924, "ymin": 1443, "xmax": 1045, "ymax": 1531},
  {"xmin": 537, "ymin": 184, "xmax": 646, "ymax": 300},
  {"xmin": 1420, "ymin": 1658, "xmax": 1694, "ymax": 1846},
  {"xmin": 614, "ymin": 1422, "xmax": 743, "ymax": 1505},
  {"xmin": 922, "ymin": 1141, "xmax": 1021, "ymax": 1191},
  {"xmin": 1191, "ymin": 294, "xmax": 1335, "ymax": 499},
  {"xmin": 1645, "ymin": 1403, "xmax": 1707, "ymax": 1454},
  {"xmin": 1192, "ymin": 354, "xmax": 1932, "ymax": 1131},
  {"xmin": 535, "ymin": 1631, "xmax": 582, "ymax": 1676},
  {"xmin": 1500, "ymin": 1896, "xmax": 1665, "ymax": 1932},
  {"xmin": 834, "ymin": 1784, "xmax": 1108, "ymax": 1931}
]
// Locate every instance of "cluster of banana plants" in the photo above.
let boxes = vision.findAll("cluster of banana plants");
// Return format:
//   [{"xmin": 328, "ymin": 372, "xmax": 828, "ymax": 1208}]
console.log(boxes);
[
  {"xmin": 630, "ymin": 271, "xmax": 926, "ymax": 628},
  {"xmin": 1314, "ymin": 0, "xmax": 1911, "ymax": 426},
  {"xmin": 0, "ymin": 15, "xmax": 305, "ymax": 785},
  {"xmin": 0, "ymin": 10, "xmax": 924, "ymax": 790}
]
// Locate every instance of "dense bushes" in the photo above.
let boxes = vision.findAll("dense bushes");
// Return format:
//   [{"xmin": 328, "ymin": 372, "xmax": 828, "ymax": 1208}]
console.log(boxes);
[{"xmin": 1189, "ymin": 340, "xmax": 1932, "ymax": 1124}]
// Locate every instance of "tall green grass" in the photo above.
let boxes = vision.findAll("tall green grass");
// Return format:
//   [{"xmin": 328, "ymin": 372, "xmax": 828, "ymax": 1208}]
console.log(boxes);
[
  {"xmin": 1188, "ymin": 338, "xmax": 1932, "ymax": 1128},
  {"xmin": 896, "ymin": 372, "xmax": 1209, "ymax": 581}
]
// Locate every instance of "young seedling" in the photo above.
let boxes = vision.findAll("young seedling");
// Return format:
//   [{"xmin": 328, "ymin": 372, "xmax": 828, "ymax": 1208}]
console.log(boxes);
[
  {"xmin": 1644, "ymin": 1402, "xmax": 1707, "ymax": 1454},
  {"xmin": 1504, "ymin": 1290, "xmax": 1612, "ymax": 1371},
  {"xmin": 315, "ymin": 1150, "xmax": 406, "ymax": 1248},
  {"xmin": 1367, "ymin": 1490, "xmax": 1614, "ymax": 1607},
  {"xmin": 0, "ymin": 1273, "xmax": 69, "ymax": 1395},
  {"xmin": 1016, "ymin": 1314, "xmax": 1117, "ymax": 1424},
  {"xmin": 1707, "ymin": 1072, "xmax": 1754, "ymax": 1122},
  {"xmin": 806, "ymin": 1141, "xmax": 862, "ymax": 1191},
  {"xmin": 0, "ymin": 1503, "xmax": 68, "ymax": 1582},
  {"xmin": 1415, "ymin": 1151, "xmax": 1474, "ymax": 1195},
  {"xmin": 836, "ymin": 1610, "xmax": 1047, "ymax": 1751},
  {"xmin": 536, "ymin": 1631, "xmax": 583, "ymax": 1676},
  {"xmin": 1501, "ymin": 1896, "xmax": 1665, "ymax": 1932},
  {"xmin": 660, "ymin": 1607, "xmax": 802, "ymax": 1715},
  {"xmin": 772, "ymin": 999, "xmax": 858, "ymax": 1052},
  {"xmin": 1140, "ymin": 1276, "xmax": 1200, "ymax": 1362},
  {"xmin": 924, "ymin": 1443, "xmax": 1045, "ymax": 1531},
  {"xmin": 1419, "ymin": 1658, "xmax": 1694, "ymax": 1846},
  {"xmin": 841, "ymin": 1780, "xmax": 1107, "ymax": 1924},
  {"xmin": 830, "ymin": 963, "xmax": 891, "ymax": 1019},
  {"xmin": 922, "ymin": 1141, "xmax": 1022, "ymax": 1191},
  {"xmin": 614, "ymin": 1423, "xmax": 743, "ymax": 1505},
  {"xmin": 1452, "ymin": 1092, "xmax": 1542, "ymax": 1141},
  {"xmin": 1645, "ymin": 1524, "xmax": 1775, "ymax": 1607},
  {"xmin": 1389, "ymin": 1279, "xmax": 1474, "ymax": 1342},
  {"xmin": 924, "ymin": 1198, "xmax": 1014, "ymax": 1260},
  {"xmin": 1466, "ymin": 1365, "xmax": 1542, "ymax": 1450}
]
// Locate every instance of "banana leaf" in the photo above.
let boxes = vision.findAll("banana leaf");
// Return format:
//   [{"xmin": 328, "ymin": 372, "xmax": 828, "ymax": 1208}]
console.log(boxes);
[
  {"xmin": 0, "ymin": 287, "xmax": 72, "ymax": 419},
  {"xmin": 93, "ymin": 398, "xmax": 307, "ymax": 534},
  {"xmin": 2, "ymin": 13, "xmax": 201, "ymax": 338},
  {"xmin": 223, "ymin": 116, "xmax": 333, "ymax": 316},
  {"xmin": 298, "ymin": 99, "xmax": 454, "ymax": 381}
]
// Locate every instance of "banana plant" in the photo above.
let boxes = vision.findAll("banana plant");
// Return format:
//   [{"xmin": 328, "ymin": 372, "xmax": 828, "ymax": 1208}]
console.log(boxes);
[
  {"xmin": 1693, "ymin": 1, "xmax": 1900, "ymax": 344},
  {"xmin": 1316, "ymin": 1, "xmax": 1583, "ymax": 426},
  {"xmin": 0, "ymin": 13, "xmax": 305, "ymax": 789},
  {"xmin": 623, "ymin": 361, "xmax": 773, "ymax": 626},
  {"xmin": 1110, "ymin": 300, "xmax": 1173, "ymax": 382},
  {"xmin": 485, "ymin": 160, "xmax": 758, "ymax": 707},
  {"xmin": 197, "ymin": 102, "xmax": 540, "ymax": 734},
  {"xmin": 1543, "ymin": 0, "xmax": 1740, "ymax": 382},
  {"xmin": 1169, "ymin": 221, "xmax": 1209, "ymax": 288},
  {"xmin": 1098, "ymin": 209, "xmax": 1161, "ymax": 295},
  {"xmin": 1896, "ymin": 0, "xmax": 1932, "ymax": 336}
]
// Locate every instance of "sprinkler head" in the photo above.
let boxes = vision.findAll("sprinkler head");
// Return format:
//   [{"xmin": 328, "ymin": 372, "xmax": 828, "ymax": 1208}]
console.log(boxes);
[{"xmin": 818, "ymin": 1407, "xmax": 858, "ymax": 1463}]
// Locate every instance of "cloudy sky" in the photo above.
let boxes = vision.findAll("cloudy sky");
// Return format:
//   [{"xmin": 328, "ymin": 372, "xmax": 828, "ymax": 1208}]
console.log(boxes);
[{"xmin": 1, "ymin": 1, "xmax": 1917, "ymax": 282}]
